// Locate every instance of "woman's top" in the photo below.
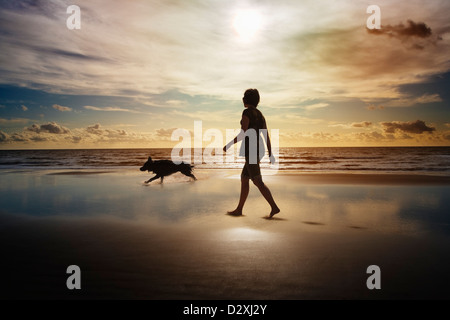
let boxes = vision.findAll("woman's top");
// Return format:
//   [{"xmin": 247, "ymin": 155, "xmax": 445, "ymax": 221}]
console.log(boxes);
[{"xmin": 239, "ymin": 107, "xmax": 267, "ymax": 162}]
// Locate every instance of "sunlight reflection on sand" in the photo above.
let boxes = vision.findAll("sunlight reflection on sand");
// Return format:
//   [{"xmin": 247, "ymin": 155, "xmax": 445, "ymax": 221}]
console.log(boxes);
[{"xmin": 217, "ymin": 227, "xmax": 277, "ymax": 241}]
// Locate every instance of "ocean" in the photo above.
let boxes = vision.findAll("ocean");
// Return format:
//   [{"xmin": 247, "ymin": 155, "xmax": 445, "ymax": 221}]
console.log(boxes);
[{"xmin": 1, "ymin": 147, "xmax": 449, "ymax": 175}]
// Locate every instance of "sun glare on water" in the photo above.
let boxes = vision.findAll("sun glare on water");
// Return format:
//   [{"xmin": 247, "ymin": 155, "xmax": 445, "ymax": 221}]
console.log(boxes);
[{"xmin": 233, "ymin": 9, "xmax": 263, "ymax": 41}]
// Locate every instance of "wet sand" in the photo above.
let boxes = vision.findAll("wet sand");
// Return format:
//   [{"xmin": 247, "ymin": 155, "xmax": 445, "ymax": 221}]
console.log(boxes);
[{"xmin": 1, "ymin": 169, "xmax": 450, "ymax": 299}]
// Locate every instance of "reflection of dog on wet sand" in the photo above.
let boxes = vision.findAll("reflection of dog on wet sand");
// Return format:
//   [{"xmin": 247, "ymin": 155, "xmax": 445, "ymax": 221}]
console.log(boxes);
[{"xmin": 140, "ymin": 156, "xmax": 196, "ymax": 183}]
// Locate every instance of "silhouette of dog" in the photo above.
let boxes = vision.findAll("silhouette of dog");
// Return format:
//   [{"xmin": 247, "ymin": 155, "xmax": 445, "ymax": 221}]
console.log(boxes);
[{"xmin": 140, "ymin": 156, "xmax": 196, "ymax": 183}]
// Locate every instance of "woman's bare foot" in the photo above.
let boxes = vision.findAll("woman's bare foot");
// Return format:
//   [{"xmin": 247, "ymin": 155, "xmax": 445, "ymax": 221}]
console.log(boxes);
[
  {"xmin": 227, "ymin": 209, "xmax": 243, "ymax": 216},
  {"xmin": 268, "ymin": 207, "xmax": 280, "ymax": 219}
]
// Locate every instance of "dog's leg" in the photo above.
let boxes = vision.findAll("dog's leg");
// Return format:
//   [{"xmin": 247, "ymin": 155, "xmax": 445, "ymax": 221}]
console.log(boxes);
[
  {"xmin": 145, "ymin": 175, "xmax": 160, "ymax": 184},
  {"xmin": 160, "ymin": 176, "xmax": 164, "ymax": 183},
  {"xmin": 182, "ymin": 172, "xmax": 197, "ymax": 180}
]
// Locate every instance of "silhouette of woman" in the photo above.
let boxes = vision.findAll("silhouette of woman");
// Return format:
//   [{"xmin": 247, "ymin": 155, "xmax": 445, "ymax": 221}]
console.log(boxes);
[{"xmin": 223, "ymin": 89, "xmax": 280, "ymax": 218}]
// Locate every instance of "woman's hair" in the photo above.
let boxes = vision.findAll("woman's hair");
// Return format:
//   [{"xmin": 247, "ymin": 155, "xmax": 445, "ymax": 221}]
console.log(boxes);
[{"xmin": 243, "ymin": 88, "xmax": 260, "ymax": 107}]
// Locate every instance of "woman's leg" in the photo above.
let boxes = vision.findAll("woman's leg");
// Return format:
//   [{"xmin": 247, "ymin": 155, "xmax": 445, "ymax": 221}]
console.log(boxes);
[
  {"xmin": 228, "ymin": 176, "xmax": 250, "ymax": 216},
  {"xmin": 252, "ymin": 176, "xmax": 280, "ymax": 218}
]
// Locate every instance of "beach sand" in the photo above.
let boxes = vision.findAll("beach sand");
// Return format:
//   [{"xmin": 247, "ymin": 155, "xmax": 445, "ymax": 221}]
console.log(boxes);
[{"xmin": 1, "ymin": 169, "xmax": 450, "ymax": 299}]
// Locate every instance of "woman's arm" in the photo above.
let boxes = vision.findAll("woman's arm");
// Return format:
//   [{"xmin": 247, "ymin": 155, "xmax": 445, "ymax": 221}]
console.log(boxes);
[
  {"xmin": 262, "ymin": 119, "xmax": 275, "ymax": 163},
  {"xmin": 262, "ymin": 118, "xmax": 272, "ymax": 157},
  {"xmin": 223, "ymin": 115, "xmax": 249, "ymax": 152},
  {"xmin": 266, "ymin": 134, "xmax": 272, "ymax": 157}
]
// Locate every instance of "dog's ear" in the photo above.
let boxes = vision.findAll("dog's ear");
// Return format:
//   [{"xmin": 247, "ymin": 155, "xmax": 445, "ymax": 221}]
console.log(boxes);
[{"xmin": 148, "ymin": 156, "xmax": 153, "ymax": 162}]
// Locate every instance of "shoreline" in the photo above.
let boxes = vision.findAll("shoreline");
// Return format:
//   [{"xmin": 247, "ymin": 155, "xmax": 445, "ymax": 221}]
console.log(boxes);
[
  {"xmin": 273, "ymin": 172, "xmax": 450, "ymax": 185},
  {"xmin": 1, "ymin": 167, "xmax": 449, "ymax": 185}
]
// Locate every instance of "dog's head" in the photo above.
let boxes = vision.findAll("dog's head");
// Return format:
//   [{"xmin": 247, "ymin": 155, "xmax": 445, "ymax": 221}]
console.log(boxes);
[{"xmin": 140, "ymin": 156, "xmax": 154, "ymax": 172}]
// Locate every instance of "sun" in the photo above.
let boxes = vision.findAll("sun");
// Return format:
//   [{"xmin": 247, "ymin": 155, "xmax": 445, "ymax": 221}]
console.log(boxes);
[{"xmin": 233, "ymin": 9, "xmax": 262, "ymax": 41}]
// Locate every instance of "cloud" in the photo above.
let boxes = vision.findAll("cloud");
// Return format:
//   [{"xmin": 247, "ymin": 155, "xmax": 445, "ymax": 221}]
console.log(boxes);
[
  {"xmin": 329, "ymin": 121, "xmax": 372, "ymax": 129},
  {"xmin": 26, "ymin": 122, "xmax": 70, "ymax": 134},
  {"xmin": 0, "ymin": 118, "xmax": 159, "ymax": 146},
  {"xmin": 399, "ymin": 133, "xmax": 414, "ymax": 140},
  {"xmin": 70, "ymin": 136, "xmax": 82, "ymax": 143},
  {"xmin": 86, "ymin": 123, "xmax": 103, "ymax": 135},
  {"xmin": 363, "ymin": 93, "xmax": 443, "ymax": 113},
  {"xmin": 30, "ymin": 135, "xmax": 49, "ymax": 142},
  {"xmin": 367, "ymin": 20, "xmax": 432, "ymax": 39},
  {"xmin": 0, "ymin": 117, "xmax": 32, "ymax": 124},
  {"xmin": 155, "ymin": 128, "xmax": 177, "ymax": 139},
  {"xmin": 53, "ymin": 104, "xmax": 72, "ymax": 112},
  {"xmin": 383, "ymin": 93, "xmax": 442, "ymax": 107},
  {"xmin": 83, "ymin": 106, "xmax": 140, "ymax": 113},
  {"xmin": 9, "ymin": 132, "xmax": 30, "ymax": 142},
  {"xmin": 302, "ymin": 103, "xmax": 329, "ymax": 111},
  {"xmin": 0, "ymin": 0, "xmax": 63, "ymax": 19},
  {"xmin": 85, "ymin": 123, "xmax": 126, "ymax": 137},
  {"xmin": 353, "ymin": 130, "xmax": 417, "ymax": 143},
  {"xmin": 165, "ymin": 100, "xmax": 188, "ymax": 108},
  {"xmin": 366, "ymin": 19, "xmax": 444, "ymax": 52},
  {"xmin": 0, "ymin": 0, "xmax": 448, "ymax": 107},
  {"xmin": 351, "ymin": 121, "xmax": 372, "ymax": 128},
  {"xmin": 270, "ymin": 113, "xmax": 326, "ymax": 126},
  {"xmin": 366, "ymin": 105, "xmax": 385, "ymax": 111},
  {"xmin": 169, "ymin": 109, "xmax": 239, "ymax": 124},
  {"xmin": 311, "ymin": 132, "xmax": 339, "ymax": 142},
  {"xmin": 381, "ymin": 120, "xmax": 436, "ymax": 134},
  {"xmin": 21, "ymin": 105, "xmax": 28, "ymax": 111},
  {"xmin": 0, "ymin": 121, "xmax": 157, "ymax": 146},
  {"xmin": 33, "ymin": 47, "xmax": 112, "ymax": 63},
  {"xmin": 0, "ymin": 130, "xmax": 9, "ymax": 142},
  {"xmin": 351, "ymin": 131, "xmax": 386, "ymax": 143}
]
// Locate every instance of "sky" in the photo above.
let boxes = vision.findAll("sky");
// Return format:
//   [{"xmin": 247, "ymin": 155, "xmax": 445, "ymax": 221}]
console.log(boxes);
[{"xmin": 0, "ymin": 0, "xmax": 449, "ymax": 149}]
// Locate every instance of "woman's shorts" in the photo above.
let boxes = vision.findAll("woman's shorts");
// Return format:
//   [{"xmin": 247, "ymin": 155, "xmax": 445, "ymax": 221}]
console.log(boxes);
[{"xmin": 241, "ymin": 161, "xmax": 261, "ymax": 180}]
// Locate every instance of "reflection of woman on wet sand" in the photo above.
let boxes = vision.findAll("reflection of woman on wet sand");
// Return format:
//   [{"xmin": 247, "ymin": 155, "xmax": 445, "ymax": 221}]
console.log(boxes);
[{"xmin": 223, "ymin": 88, "xmax": 280, "ymax": 218}]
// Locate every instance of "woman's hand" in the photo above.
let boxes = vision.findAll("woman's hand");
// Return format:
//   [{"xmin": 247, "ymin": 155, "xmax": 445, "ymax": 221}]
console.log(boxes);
[{"xmin": 269, "ymin": 154, "xmax": 276, "ymax": 164}]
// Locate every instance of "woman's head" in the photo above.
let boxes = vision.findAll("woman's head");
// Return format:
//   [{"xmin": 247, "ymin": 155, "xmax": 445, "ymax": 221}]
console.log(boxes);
[{"xmin": 243, "ymin": 88, "xmax": 260, "ymax": 107}]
